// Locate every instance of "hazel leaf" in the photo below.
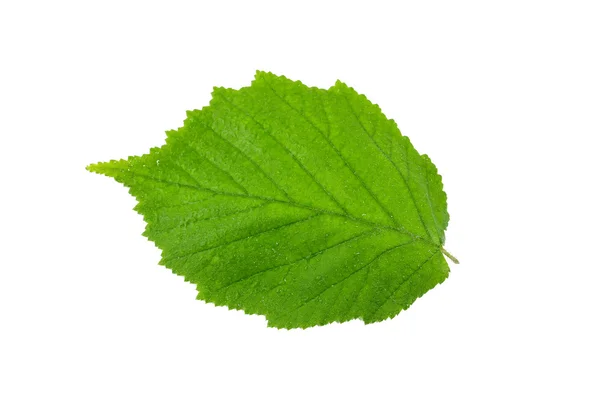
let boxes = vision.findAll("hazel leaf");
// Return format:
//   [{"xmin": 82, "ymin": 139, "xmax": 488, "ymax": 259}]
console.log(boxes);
[{"xmin": 88, "ymin": 71, "xmax": 457, "ymax": 329}]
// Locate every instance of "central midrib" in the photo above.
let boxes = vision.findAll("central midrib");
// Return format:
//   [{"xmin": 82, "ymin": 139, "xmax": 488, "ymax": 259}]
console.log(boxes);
[
  {"xmin": 112, "ymin": 166, "xmax": 439, "ymax": 246},
  {"xmin": 93, "ymin": 165, "xmax": 438, "ymax": 247}
]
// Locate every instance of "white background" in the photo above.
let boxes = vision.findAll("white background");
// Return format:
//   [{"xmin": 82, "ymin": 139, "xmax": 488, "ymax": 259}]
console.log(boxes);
[{"xmin": 1, "ymin": 1, "xmax": 599, "ymax": 399}]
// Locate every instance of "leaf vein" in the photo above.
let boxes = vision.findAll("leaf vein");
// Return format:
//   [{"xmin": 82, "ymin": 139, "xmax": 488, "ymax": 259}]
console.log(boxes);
[
  {"xmin": 281, "ymin": 239, "xmax": 415, "ymax": 319},
  {"xmin": 97, "ymin": 166, "xmax": 430, "ymax": 239},
  {"xmin": 197, "ymin": 120, "xmax": 292, "ymax": 201},
  {"xmin": 178, "ymin": 139, "xmax": 249, "ymax": 195},
  {"xmin": 166, "ymin": 213, "xmax": 320, "ymax": 262},
  {"xmin": 264, "ymin": 81, "xmax": 398, "ymax": 228},
  {"xmin": 368, "ymin": 250, "xmax": 440, "ymax": 320},
  {"xmin": 215, "ymin": 229, "xmax": 378, "ymax": 293},
  {"xmin": 339, "ymin": 93, "xmax": 435, "ymax": 243},
  {"xmin": 153, "ymin": 202, "xmax": 268, "ymax": 236},
  {"xmin": 215, "ymin": 91, "xmax": 348, "ymax": 215},
  {"xmin": 423, "ymin": 161, "xmax": 442, "ymax": 240}
]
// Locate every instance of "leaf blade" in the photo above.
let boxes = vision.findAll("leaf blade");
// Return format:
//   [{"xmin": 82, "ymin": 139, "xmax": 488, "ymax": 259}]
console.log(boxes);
[{"xmin": 88, "ymin": 71, "xmax": 453, "ymax": 328}]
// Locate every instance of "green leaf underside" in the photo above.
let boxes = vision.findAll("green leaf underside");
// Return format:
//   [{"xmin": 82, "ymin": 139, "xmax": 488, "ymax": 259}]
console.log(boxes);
[{"xmin": 88, "ymin": 72, "xmax": 452, "ymax": 329}]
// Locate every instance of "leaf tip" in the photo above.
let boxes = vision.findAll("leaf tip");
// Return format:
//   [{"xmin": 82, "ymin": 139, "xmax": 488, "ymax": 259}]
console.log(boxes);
[{"xmin": 86, "ymin": 162, "xmax": 101, "ymax": 174}]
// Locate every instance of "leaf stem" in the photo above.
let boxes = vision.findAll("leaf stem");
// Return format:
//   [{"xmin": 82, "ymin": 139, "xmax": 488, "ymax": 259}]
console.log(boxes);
[{"xmin": 441, "ymin": 247, "xmax": 460, "ymax": 264}]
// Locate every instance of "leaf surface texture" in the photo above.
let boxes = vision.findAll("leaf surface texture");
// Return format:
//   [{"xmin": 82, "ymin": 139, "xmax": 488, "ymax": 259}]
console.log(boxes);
[{"xmin": 88, "ymin": 72, "xmax": 452, "ymax": 328}]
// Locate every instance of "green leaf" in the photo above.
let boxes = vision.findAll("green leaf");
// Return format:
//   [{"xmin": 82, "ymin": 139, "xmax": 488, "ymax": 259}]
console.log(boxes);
[{"xmin": 88, "ymin": 71, "xmax": 456, "ymax": 329}]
